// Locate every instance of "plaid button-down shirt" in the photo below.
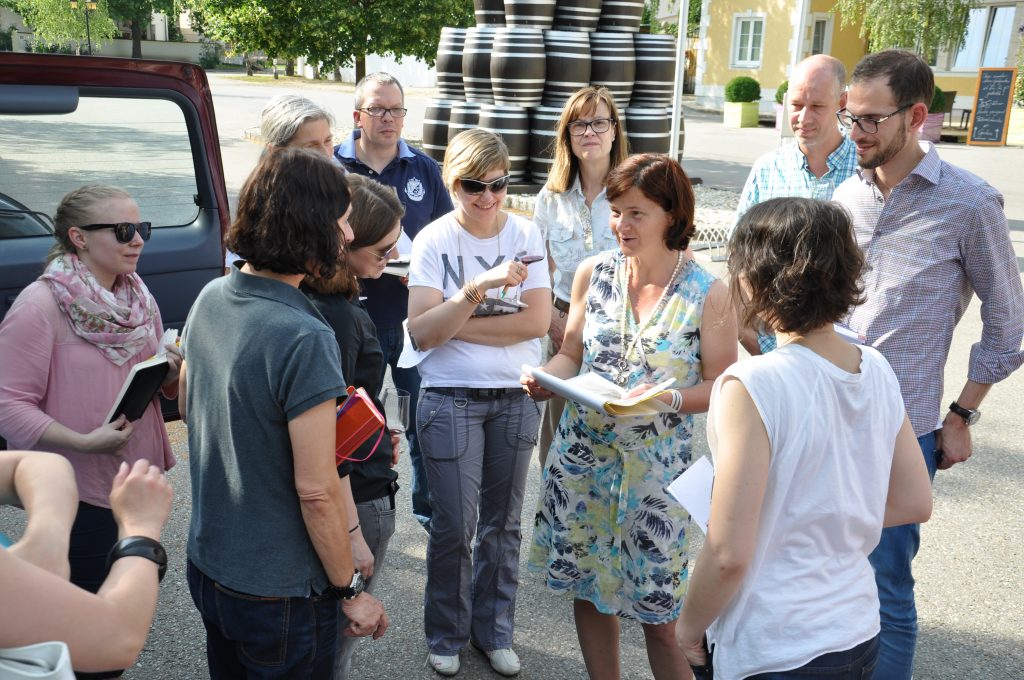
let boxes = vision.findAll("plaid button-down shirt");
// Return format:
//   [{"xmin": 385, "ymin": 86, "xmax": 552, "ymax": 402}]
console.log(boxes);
[
  {"xmin": 834, "ymin": 145, "xmax": 1024, "ymax": 435},
  {"xmin": 734, "ymin": 134, "xmax": 859, "ymax": 229}
]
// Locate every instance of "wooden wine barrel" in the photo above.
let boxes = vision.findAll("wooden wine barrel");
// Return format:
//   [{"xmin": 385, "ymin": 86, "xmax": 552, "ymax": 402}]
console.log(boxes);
[
  {"xmin": 437, "ymin": 28, "xmax": 467, "ymax": 100},
  {"xmin": 590, "ymin": 32, "xmax": 635, "ymax": 109},
  {"xmin": 463, "ymin": 27, "xmax": 498, "ymax": 104},
  {"xmin": 479, "ymin": 104, "xmax": 532, "ymax": 183},
  {"xmin": 552, "ymin": 0, "xmax": 602, "ymax": 32},
  {"xmin": 448, "ymin": 101, "xmax": 482, "ymax": 143},
  {"xmin": 624, "ymin": 106, "xmax": 670, "ymax": 154},
  {"xmin": 541, "ymin": 30, "xmax": 591, "ymax": 107},
  {"xmin": 423, "ymin": 98, "xmax": 455, "ymax": 163},
  {"xmin": 491, "ymin": 27, "xmax": 546, "ymax": 107},
  {"xmin": 504, "ymin": 0, "xmax": 556, "ymax": 28},
  {"xmin": 529, "ymin": 105, "xmax": 562, "ymax": 184},
  {"xmin": 473, "ymin": 0, "xmax": 505, "ymax": 25},
  {"xmin": 631, "ymin": 33, "xmax": 675, "ymax": 106},
  {"xmin": 597, "ymin": 0, "xmax": 644, "ymax": 32}
]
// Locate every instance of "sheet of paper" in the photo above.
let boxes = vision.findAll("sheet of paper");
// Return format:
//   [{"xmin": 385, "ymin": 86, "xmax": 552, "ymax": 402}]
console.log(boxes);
[
  {"xmin": 397, "ymin": 319, "xmax": 434, "ymax": 368},
  {"xmin": 396, "ymin": 228, "xmax": 413, "ymax": 257},
  {"xmin": 667, "ymin": 455, "xmax": 714, "ymax": 535}
]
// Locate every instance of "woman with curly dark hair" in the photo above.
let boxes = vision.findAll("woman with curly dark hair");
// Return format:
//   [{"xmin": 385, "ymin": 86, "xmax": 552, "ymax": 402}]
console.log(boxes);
[
  {"xmin": 676, "ymin": 197, "xmax": 933, "ymax": 679},
  {"xmin": 522, "ymin": 153, "xmax": 736, "ymax": 680}
]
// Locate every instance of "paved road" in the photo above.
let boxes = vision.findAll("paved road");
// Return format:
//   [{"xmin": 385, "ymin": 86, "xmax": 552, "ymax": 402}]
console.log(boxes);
[{"xmin": 3, "ymin": 73, "xmax": 1022, "ymax": 679}]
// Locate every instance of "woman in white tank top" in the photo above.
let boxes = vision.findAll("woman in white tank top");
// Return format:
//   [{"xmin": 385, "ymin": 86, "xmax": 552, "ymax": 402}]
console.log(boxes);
[{"xmin": 676, "ymin": 198, "xmax": 934, "ymax": 680}]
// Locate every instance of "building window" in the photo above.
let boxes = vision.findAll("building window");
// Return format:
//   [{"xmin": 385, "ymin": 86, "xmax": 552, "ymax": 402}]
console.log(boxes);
[
  {"xmin": 811, "ymin": 16, "xmax": 832, "ymax": 55},
  {"xmin": 953, "ymin": 5, "xmax": 1014, "ymax": 70},
  {"xmin": 732, "ymin": 16, "xmax": 765, "ymax": 68}
]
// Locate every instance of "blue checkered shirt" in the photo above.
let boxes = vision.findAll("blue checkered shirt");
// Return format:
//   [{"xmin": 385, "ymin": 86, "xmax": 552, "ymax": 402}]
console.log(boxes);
[
  {"xmin": 833, "ymin": 145, "xmax": 1024, "ymax": 435},
  {"xmin": 734, "ymin": 135, "xmax": 859, "ymax": 229}
]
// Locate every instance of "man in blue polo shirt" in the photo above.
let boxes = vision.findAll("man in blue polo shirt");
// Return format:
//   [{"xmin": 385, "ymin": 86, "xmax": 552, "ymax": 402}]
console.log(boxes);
[{"xmin": 335, "ymin": 72, "xmax": 453, "ymax": 531}]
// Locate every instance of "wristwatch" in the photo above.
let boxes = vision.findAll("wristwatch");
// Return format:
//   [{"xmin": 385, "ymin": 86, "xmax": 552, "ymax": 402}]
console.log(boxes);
[
  {"xmin": 325, "ymin": 570, "xmax": 365, "ymax": 600},
  {"xmin": 106, "ymin": 536, "xmax": 167, "ymax": 582},
  {"xmin": 948, "ymin": 401, "xmax": 981, "ymax": 426}
]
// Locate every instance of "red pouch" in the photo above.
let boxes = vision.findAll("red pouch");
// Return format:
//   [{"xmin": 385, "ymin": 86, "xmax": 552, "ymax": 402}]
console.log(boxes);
[{"xmin": 335, "ymin": 386, "xmax": 386, "ymax": 465}]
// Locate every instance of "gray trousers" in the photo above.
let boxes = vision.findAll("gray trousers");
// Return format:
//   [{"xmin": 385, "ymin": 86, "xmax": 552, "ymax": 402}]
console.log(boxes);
[
  {"xmin": 333, "ymin": 494, "xmax": 397, "ymax": 679},
  {"xmin": 417, "ymin": 388, "xmax": 540, "ymax": 655}
]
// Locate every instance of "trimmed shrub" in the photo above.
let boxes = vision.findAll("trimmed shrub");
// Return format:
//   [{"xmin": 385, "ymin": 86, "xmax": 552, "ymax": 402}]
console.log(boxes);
[
  {"xmin": 725, "ymin": 76, "xmax": 761, "ymax": 103},
  {"xmin": 928, "ymin": 86, "xmax": 946, "ymax": 114},
  {"xmin": 775, "ymin": 80, "xmax": 788, "ymax": 105}
]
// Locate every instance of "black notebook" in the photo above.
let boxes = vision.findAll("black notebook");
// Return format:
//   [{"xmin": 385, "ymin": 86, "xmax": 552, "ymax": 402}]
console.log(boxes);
[{"xmin": 105, "ymin": 356, "xmax": 170, "ymax": 423}]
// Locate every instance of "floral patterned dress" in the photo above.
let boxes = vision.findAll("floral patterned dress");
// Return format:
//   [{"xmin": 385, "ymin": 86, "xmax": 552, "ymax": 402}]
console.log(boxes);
[{"xmin": 529, "ymin": 249, "xmax": 716, "ymax": 623}]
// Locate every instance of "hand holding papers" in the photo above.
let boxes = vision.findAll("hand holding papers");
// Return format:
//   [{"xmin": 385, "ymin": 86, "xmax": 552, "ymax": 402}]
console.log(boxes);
[{"xmin": 521, "ymin": 365, "xmax": 676, "ymax": 417}]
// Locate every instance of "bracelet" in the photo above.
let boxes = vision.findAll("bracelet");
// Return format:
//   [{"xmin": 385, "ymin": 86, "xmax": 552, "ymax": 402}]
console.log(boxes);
[
  {"xmin": 669, "ymin": 389, "xmax": 683, "ymax": 412},
  {"xmin": 462, "ymin": 279, "xmax": 485, "ymax": 305},
  {"xmin": 349, "ymin": 524, "xmax": 360, "ymax": 534},
  {"xmin": 106, "ymin": 535, "xmax": 167, "ymax": 582}
]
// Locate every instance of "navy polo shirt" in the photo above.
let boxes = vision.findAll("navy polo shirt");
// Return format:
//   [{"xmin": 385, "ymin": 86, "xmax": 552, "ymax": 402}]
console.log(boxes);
[{"xmin": 335, "ymin": 131, "xmax": 453, "ymax": 330}]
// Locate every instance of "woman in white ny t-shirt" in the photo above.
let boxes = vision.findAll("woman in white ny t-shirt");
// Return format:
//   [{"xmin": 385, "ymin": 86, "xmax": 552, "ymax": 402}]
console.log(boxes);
[
  {"xmin": 407, "ymin": 129, "xmax": 551, "ymax": 677},
  {"xmin": 676, "ymin": 198, "xmax": 933, "ymax": 680}
]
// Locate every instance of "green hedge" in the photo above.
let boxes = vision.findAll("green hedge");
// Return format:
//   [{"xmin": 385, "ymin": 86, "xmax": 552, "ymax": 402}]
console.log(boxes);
[{"xmin": 725, "ymin": 76, "xmax": 761, "ymax": 103}]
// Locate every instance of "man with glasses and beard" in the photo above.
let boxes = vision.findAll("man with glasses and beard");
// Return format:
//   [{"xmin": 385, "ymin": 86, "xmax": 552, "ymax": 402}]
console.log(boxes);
[
  {"xmin": 832, "ymin": 49, "xmax": 1024, "ymax": 679},
  {"xmin": 335, "ymin": 73, "xmax": 453, "ymax": 532}
]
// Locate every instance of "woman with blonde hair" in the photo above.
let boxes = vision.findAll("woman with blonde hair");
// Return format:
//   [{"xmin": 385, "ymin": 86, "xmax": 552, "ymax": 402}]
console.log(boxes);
[
  {"xmin": 407, "ymin": 129, "xmax": 551, "ymax": 676},
  {"xmin": 532, "ymin": 86, "xmax": 628, "ymax": 467},
  {"xmin": 0, "ymin": 184, "xmax": 179, "ymax": 678}
]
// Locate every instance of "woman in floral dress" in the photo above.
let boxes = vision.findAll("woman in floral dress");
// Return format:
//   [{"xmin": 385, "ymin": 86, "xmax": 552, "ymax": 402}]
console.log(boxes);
[{"xmin": 522, "ymin": 154, "xmax": 736, "ymax": 680}]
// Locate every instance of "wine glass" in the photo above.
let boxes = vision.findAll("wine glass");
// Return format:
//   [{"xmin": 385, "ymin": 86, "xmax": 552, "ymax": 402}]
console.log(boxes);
[{"xmin": 382, "ymin": 387, "xmax": 410, "ymax": 440}]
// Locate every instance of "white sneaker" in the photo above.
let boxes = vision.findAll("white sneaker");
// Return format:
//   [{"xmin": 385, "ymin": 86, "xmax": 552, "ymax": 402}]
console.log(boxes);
[
  {"xmin": 427, "ymin": 652, "xmax": 460, "ymax": 676},
  {"xmin": 481, "ymin": 647, "xmax": 520, "ymax": 676}
]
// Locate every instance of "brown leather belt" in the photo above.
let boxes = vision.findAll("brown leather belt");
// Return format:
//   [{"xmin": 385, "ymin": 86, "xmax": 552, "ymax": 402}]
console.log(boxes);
[{"xmin": 553, "ymin": 296, "xmax": 570, "ymax": 314}]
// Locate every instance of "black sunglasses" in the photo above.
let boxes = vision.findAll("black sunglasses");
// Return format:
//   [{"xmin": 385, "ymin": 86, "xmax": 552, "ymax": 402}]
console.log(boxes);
[
  {"xmin": 79, "ymin": 222, "xmax": 152, "ymax": 243},
  {"xmin": 459, "ymin": 175, "xmax": 510, "ymax": 195}
]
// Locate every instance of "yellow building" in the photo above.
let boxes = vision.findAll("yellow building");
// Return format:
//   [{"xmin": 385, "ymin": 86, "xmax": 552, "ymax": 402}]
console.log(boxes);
[{"xmin": 682, "ymin": 0, "xmax": 1023, "ymax": 117}]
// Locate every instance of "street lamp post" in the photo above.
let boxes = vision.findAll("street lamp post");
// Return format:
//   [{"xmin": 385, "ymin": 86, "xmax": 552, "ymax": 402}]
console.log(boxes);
[{"xmin": 69, "ymin": 0, "xmax": 97, "ymax": 55}]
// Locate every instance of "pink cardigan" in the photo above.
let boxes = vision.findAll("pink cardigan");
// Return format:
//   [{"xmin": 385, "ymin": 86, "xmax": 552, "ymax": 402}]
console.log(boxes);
[{"xmin": 0, "ymin": 281, "xmax": 175, "ymax": 507}]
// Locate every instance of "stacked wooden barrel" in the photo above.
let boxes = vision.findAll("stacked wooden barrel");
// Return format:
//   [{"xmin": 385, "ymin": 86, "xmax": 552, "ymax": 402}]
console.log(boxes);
[{"xmin": 421, "ymin": 0, "xmax": 684, "ymax": 184}]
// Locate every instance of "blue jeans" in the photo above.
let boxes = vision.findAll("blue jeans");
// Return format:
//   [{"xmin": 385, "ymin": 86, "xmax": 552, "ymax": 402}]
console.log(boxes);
[
  {"xmin": 187, "ymin": 561, "xmax": 339, "ymax": 679},
  {"xmin": 868, "ymin": 430, "xmax": 940, "ymax": 680},
  {"xmin": 417, "ymin": 388, "xmax": 539, "ymax": 654},
  {"xmin": 746, "ymin": 635, "xmax": 879, "ymax": 679},
  {"xmin": 376, "ymin": 324, "xmax": 430, "ymax": 529}
]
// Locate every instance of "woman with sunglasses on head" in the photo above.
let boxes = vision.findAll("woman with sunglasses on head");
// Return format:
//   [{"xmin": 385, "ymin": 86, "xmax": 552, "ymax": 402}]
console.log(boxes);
[
  {"xmin": 301, "ymin": 173, "xmax": 405, "ymax": 680},
  {"xmin": 0, "ymin": 186, "xmax": 178, "ymax": 635},
  {"xmin": 522, "ymin": 154, "xmax": 737, "ymax": 680},
  {"xmin": 532, "ymin": 86, "xmax": 628, "ymax": 470},
  {"xmin": 407, "ymin": 129, "xmax": 551, "ymax": 677}
]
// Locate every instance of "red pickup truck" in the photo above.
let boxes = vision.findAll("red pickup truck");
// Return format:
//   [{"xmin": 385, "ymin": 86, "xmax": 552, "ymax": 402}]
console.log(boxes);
[{"xmin": 0, "ymin": 54, "xmax": 230, "ymax": 425}]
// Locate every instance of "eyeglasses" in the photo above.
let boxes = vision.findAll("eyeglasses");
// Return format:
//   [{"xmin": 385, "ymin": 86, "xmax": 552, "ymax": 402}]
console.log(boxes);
[
  {"xmin": 358, "ymin": 107, "xmax": 408, "ymax": 118},
  {"xmin": 836, "ymin": 104, "xmax": 912, "ymax": 134},
  {"xmin": 78, "ymin": 222, "xmax": 152, "ymax": 243},
  {"xmin": 459, "ymin": 175, "xmax": 511, "ymax": 195},
  {"xmin": 368, "ymin": 242, "xmax": 399, "ymax": 262},
  {"xmin": 568, "ymin": 118, "xmax": 615, "ymax": 136}
]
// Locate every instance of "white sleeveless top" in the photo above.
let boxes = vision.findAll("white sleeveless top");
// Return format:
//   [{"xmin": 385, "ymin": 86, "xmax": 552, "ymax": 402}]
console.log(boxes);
[{"xmin": 705, "ymin": 343, "xmax": 904, "ymax": 679}]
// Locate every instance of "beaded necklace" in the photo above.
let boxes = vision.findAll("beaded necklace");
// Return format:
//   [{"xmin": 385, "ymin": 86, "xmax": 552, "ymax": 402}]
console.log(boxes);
[{"xmin": 614, "ymin": 251, "xmax": 685, "ymax": 386}]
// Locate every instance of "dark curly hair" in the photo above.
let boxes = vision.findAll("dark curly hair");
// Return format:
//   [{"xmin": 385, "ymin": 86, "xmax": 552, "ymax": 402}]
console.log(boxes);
[
  {"xmin": 605, "ymin": 153, "xmax": 695, "ymax": 251},
  {"xmin": 227, "ymin": 147, "xmax": 350, "ymax": 279},
  {"xmin": 728, "ymin": 198, "xmax": 865, "ymax": 335}
]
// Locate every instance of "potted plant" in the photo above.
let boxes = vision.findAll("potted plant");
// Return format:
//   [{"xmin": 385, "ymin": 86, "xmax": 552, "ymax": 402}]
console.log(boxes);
[
  {"xmin": 724, "ymin": 76, "xmax": 761, "ymax": 128},
  {"xmin": 774, "ymin": 80, "xmax": 788, "ymax": 129},
  {"xmin": 919, "ymin": 86, "xmax": 945, "ymax": 143}
]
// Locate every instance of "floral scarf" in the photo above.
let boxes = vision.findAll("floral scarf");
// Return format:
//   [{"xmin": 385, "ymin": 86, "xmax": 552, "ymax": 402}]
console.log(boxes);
[{"xmin": 40, "ymin": 253, "xmax": 158, "ymax": 366}]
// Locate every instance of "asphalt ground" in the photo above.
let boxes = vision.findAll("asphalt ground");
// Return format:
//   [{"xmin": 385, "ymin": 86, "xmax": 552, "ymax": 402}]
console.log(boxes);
[{"xmin": 2, "ymin": 73, "xmax": 1022, "ymax": 679}]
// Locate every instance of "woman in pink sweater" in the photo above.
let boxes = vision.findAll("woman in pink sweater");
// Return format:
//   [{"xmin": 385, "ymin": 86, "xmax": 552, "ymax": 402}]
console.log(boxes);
[{"xmin": 0, "ymin": 185, "xmax": 177, "ymax": 608}]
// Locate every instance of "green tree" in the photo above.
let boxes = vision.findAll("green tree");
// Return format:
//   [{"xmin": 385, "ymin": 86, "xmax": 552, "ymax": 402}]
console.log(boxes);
[
  {"xmin": 107, "ymin": 0, "xmax": 176, "ymax": 58},
  {"xmin": 831, "ymin": 0, "xmax": 976, "ymax": 56},
  {"xmin": 1, "ymin": 0, "xmax": 117, "ymax": 50}
]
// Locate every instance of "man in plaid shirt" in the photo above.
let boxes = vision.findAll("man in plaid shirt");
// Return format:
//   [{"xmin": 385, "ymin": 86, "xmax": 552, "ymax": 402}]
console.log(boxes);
[
  {"xmin": 833, "ymin": 49, "xmax": 1024, "ymax": 679},
  {"xmin": 734, "ymin": 54, "xmax": 858, "ymax": 354}
]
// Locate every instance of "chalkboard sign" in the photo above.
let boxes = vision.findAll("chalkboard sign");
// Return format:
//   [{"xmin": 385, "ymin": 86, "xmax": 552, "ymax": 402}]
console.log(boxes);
[{"xmin": 968, "ymin": 67, "xmax": 1017, "ymax": 146}]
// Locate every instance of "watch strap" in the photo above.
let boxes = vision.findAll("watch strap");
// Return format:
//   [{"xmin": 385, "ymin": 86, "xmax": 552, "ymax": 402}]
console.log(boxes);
[
  {"xmin": 106, "ymin": 536, "xmax": 168, "ymax": 582},
  {"xmin": 948, "ymin": 401, "xmax": 979, "ymax": 425}
]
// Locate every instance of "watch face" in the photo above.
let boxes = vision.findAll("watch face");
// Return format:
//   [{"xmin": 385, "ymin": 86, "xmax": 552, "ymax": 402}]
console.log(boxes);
[{"xmin": 967, "ymin": 410, "xmax": 981, "ymax": 426}]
